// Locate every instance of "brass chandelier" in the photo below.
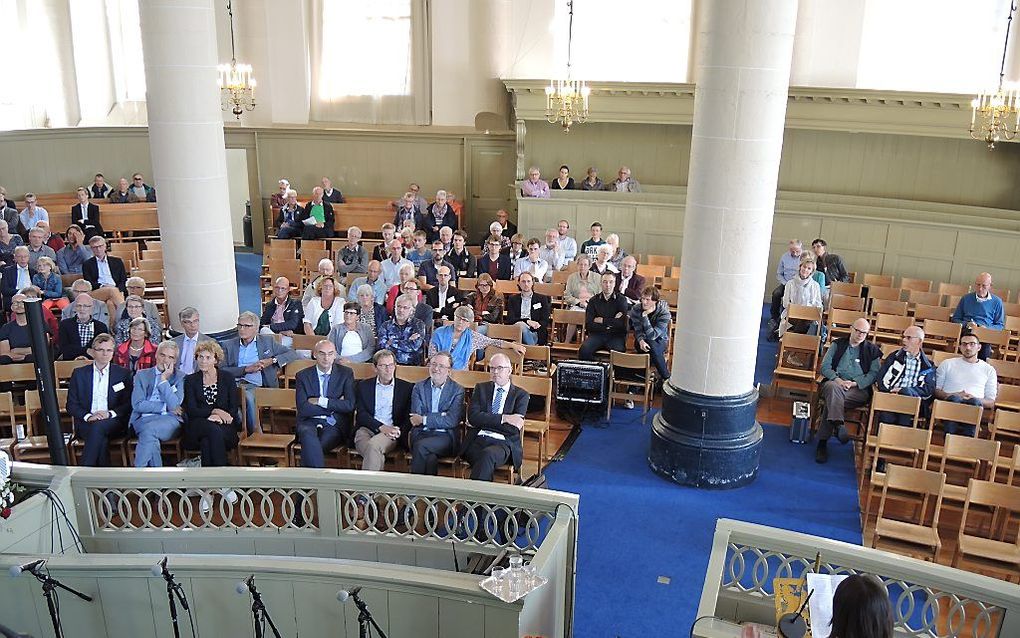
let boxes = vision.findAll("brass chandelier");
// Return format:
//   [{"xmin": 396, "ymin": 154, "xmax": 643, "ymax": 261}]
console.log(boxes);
[
  {"xmin": 545, "ymin": 0, "xmax": 590, "ymax": 132},
  {"xmin": 970, "ymin": 2, "xmax": 1019, "ymax": 149},
  {"xmin": 217, "ymin": 0, "xmax": 256, "ymax": 119}
]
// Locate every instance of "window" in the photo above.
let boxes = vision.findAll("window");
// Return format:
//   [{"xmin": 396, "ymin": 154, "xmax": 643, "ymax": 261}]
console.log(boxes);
[{"xmin": 318, "ymin": 0, "xmax": 413, "ymax": 98}]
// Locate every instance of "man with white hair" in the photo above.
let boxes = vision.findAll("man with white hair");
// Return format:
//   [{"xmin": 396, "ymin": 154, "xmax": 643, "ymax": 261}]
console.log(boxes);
[
  {"xmin": 61, "ymin": 279, "xmax": 109, "ymax": 323},
  {"xmin": 275, "ymin": 189, "xmax": 303, "ymax": 239},
  {"xmin": 337, "ymin": 226, "xmax": 368, "ymax": 275},
  {"xmin": 270, "ymin": 178, "xmax": 290, "ymax": 208},
  {"xmin": 298, "ymin": 186, "xmax": 334, "ymax": 240},
  {"xmin": 605, "ymin": 166, "xmax": 641, "ymax": 193},
  {"xmin": 260, "ymin": 276, "xmax": 304, "ymax": 344},
  {"xmin": 222, "ymin": 311, "xmax": 299, "ymax": 434},
  {"xmin": 114, "ymin": 277, "xmax": 160, "ymax": 323},
  {"xmin": 417, "ymin": 190, "xmax": 458, "ymax": 242},
  {"xmin": 304, "ymin": 258, "xmax": 344, "ymax": 305},
  {"xmin": 321, "ymin": 177, "xmax": 345, "ymax": 204},
  {"xmin": 36, "ymin": 219, "xmax": 66, "ymax": 252},
  {"xmin": 25, "ymin": 227, "xmax": 56, "ymax": 271},
  {"xmin": 539, "ymin": 229, "xmax": 565, "ymax": 276},
  {"xmin": 347, "ymin": 260, "xmax": 387, "ymax": 305},
  {"xmin": 380, "ymin": 239, "xmax": 412, "ymax": 289},
  {"xmin": 521, "ymin": 167, "xmax": 550, "ymax": 198},
  {"xmin": 57, "ymin": 293, "xmax": 110, "ymax": 360},
  {"xmin": 130, "ymin": 340, "xmax": 186, "ymax": 467},
  {"xmin": 463, "ymin": 352, "xmax": 530, "ymax": 481}
]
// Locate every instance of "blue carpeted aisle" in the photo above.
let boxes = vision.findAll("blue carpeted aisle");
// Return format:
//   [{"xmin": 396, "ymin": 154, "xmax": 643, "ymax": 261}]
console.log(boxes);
[{"xmin": 543, "ymin": 415, "xmax": 861, "ymax": 637}]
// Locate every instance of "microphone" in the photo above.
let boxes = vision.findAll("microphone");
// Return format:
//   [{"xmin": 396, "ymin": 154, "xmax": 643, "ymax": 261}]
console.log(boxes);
[
  {"xmin": 336, "ymin": 586, "xmax": 362, "ymax": 603},
  {"xmin": 778, "ymin": 589, "xmax": 814, "ymax": 638},
  {"xmin": 236, "ymin": 574, "xmax": 255, "ymax": 596},
  {"xmin": 151, "ymin": 556, "xmax": 168, "ymax": 577},
  {"xmin": 8, "ymin": 559, "xmax": 45, "ymax": 577}
]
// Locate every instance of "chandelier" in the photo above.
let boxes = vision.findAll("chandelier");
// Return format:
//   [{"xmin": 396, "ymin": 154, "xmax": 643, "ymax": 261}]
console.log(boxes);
[
  {"xmin": 217, "ymin": 0, "xmax": 256, "ymax": 119},
  {"xmin": 970, "ymin": 2, "xmax": 1019, "ymax": 149},
  {"xmin": 545, "ymin": 0, "xmax": 590, "ymax": 132}
]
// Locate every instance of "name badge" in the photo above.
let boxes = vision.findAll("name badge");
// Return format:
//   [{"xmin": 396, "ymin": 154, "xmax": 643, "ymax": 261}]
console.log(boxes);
[
  {"xmin": 533, "ymin": 303, "xmax": 542, "ymax": 309},
  {"xmin": 113, "ymin": 382, "xmax": 125, "ymax": 392},
  {"xmin": 459, "ymin": 270, "xmax": 467, "ymax": 276}
]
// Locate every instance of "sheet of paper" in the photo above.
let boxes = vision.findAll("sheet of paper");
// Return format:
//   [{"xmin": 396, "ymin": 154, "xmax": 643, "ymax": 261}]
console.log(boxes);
[{"xmin": 806, "ymin": 573, "xmax": 848, "ymax": 638}]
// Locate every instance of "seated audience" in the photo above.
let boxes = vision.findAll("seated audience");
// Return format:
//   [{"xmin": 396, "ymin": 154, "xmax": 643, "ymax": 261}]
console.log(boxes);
[
  {"xmin": 630, "ymin": 286, "xmax": 671, "ymax": 387},
  {"xmin": 346, "ymin": 260, "xmax": 387, "ymax": 305},
  {"xmin": 83, "ymin": 235, "xmax": 128, "ymax": 319},
  {"xmin": 934, "ymin": 331, "xmax": 997, "ymax": 436},
  {"xmin": 477, "ymin": 237, "xmax": 512, "ymax": 281},
  {"xmin": 71, "ymin": 186, "xmax": 103, "ymax": 240},
  {"xmin": 394, "ymin": 191, "xmax": 421, "ymax": 227},
  {"xmin": 130, "ymin": 340, "xmax": 186, "ymax": 468},
  {"xmin": 467, "ymin": 274, "xmax": 504, "ymax": 335},
  {"xmin": 506, "ymin": 234, "xmax": 526, "ymax": 263},
  {"xmin": 506, "ymin": 272, "xmax": 551, "ymax": 346},
  {"xmin": 61, "ymin": 279, "xmax": 109, "ymax": 323},
  {"xmin": 353, "ymin": 350, "xmax": 413, "ymax": 471},
  {"xmin": 816, "ymin": 318, "xmax": 881, "ymax": 464},
  {"xmin": 419, "ymin": 240, "xmax": 458, "ymax": 287},
  {"xmin": 513, "ymin": 237, "xmax": 551, "ymax": 282},
  {"xmin": 615, "ymin": 256, "xmax": 645, "ymax": 305},
  {"xmin": 401, "ymin": 279, "xmax": 434, "ymax": 338},
  {"xmin": 551, "ymin": 165, "xmax": 574, "ymax": 190},
  {"xmin": 479, "ymin": 221, "xmax": 509, "ymax": 250},
  {"xmin": 495, "ymin": 209, "xmax": 517, "ymax": 240},
  {"xmin": 299, "ymin": 186, "xmax": 334, "ymax": 239},
  {"xmin": 0, "ymin": 294, "xmax": 33, "ymax": 364},
  {"xmin": 811, "ymin": 238, "xmax": 849, "ymax": 286},
  {"xmin": 875, "ymin": 326, "xmax": 935, "ymax": 425},
  {"xmin": 114, "ymin": 317, "xmax": 158, "ymax": 372},
  {"xmin": 521, "ymin": 166, "xmax": 551, "ymax": 198},
  {"xmin": 579, "ymin": 166, "xmax": 603, "ymax": 191},
  {"xmin": 371, "ymin": 224, "xmax": 397, "ymax": 262},
  {"xmin": 355, "ymin": 283, "xmax": 388, "ymax": 341},
  {"xmin": 592, "ymin": 244, "xmax": 619, "ymax": 275},
  {"xmin": 406, "ymin": 230, "xmax": 432, "ymax": 268},
  {"xmin": 321, "ymin": 176, "xmax": 345, "ymax": 204},
  {"xmin": 336, "ymin": 226, "xmax": 368, "ymax": 275},
  {"xmin": 327, "ymin": 302, "xmax": 375, "ymax": 364},
  {"xmin": 303, "ymin": 276, "xmax": 343, "ymax": 336},
  {"xmin": 447, "ymin": 230, "xmax": 476, "ymax": 278},
  {"xmin": 303, "ymin": 258, "xmax": 342, "ymax": 305},
  {"xmin": 385, "ymin": 263, "xmax": 419, "ymax": 314},
  {"xmin": 32, "ymin": 256, "xmax": 67, "ymax": 313},
  {"xmin": 58, "ymin": 294, "xmax": 110, "ymax": 360},
  {"xmin": 430, "ymin": 305, "xmax": 526, "ymax": 370},
  {"xmin": 275, "ymin": 189, "xmax": 304, "ymax": 239},
  {"xmin": 0, "ymin": 219, "xmax": 23, "ymax": 261},
  {"xmin": 579, "ymin": 272, "xmax": 631, "ymax": 360},
  {"xmin": 115, "ymin": 277, "xmax": 161, "ymax": 324},
  {"xmin": 952, "ymin": 272, "xmax": 1005, "ymax": 360},
  {"xmin": 89, "ymin": 173, "xmax": 113, "ymax": 200},
  {"xmin": 26, "ymin": 227, "xmax": 57, "ymax": 271},
  {"xmin": 270, "ymin": 179, "xmax": 290, "ymax": 209},
  {"xmin": 114, "ymin": 295, "xmax": 161, "ymax": 345},
  {"xmin": 403, "ymin": 182, "xmax": 428, "ymax": 213},
  {"xmin": 438, "ymin": 225, "xmax": 454, "ymax": 253},
  {"xmin": 183, "ymin": 340, "xmax": 239, "ymax": 467},
  {"xmin": 464, "ymin": 352, "xmax": 529, "ymax": 481},
  {"xmin": 260, "ymin": 276, "xmax": 303, "ymax": 344},
  {"xmin": 109, "ymin": 178, "xmax": 131, "ymax": 203},
  {"xmin": 409, "ymin": 351, "xmax": 464, "ymax": 475},
  {"xmin": 19, "ymin": 193, "xmax": 48, "ymax": 233},
  {"xmin": 580, "ymin": 221, "xmax": 606, "ymax": 259},
  {"xmin": 769, "ymin": 239, "xmax": 803, "ymax": 334},
  {"xmin": 380, "ymin": 238, "xmax": 412, "ymax": 290},
  {"xmin": 128, "ymin": 173, "xmax": 157, "ymax": 202},
  {"xmin": 417, "ymin": 190, "xmax": 459, "ymax": 242},
  {"xmin": 377, "ymin": 293, "xmax": 428, "ymax": 366},
  {"xmin": 295, "ymin": 339, "xmax": 355, "ymax": 468},
  {"xmin": 556, "ymin": 219, "xmax": 577, "ymax": 262},
  {"xmin": 67, "ymin": 333, "xmax": 131, "ymax": 466},
  {"xmin": 56, "ymin": 225, "xmax": 90, "ymax": 274},
  {"xmin": 539, "ymin": 229, "xmax": 565, "ymax": 276},
  {"xmin": 564, "ymin": 254, "xmax": 600, "ymax": 308},
  {"xmin": 222, "ymin": 311, "xmax": 298, "ymax": 434},
  {"xmin": 424, "ymin": 265, "xmax": 464, "ymax": 325},
  {"xmin": 605, "ymin": 166, "xmax": 641, "ymax": 192},
  {"xmin": 1, "ymin": 246, "xmax": 33, "ymax": 311},
  {"xmin": 398, "ymin": 226, "xmax": 414, "ymax": 252},
  {"xmin": 0, "ymin": 203, "xmax": 19, "ymax": 244},
  {"xmin": 0, "ymin": 186, "xmax": 14, "ymax": 214},
  {"xmin": 171, "ymin": 307, "xmax": 213, "ymax": 375},
  {"xmin": 779, "ymin": 255, "xmax": 823, "ymax": 337},
  {"xmin": 36, "ymin": 220, "xmax": 64, "ymax": 253}
]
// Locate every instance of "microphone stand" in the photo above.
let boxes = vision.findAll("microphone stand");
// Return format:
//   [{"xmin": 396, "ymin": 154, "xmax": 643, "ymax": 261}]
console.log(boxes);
[
  {"xmin": 29, "ymin": 566, "xmax": 93, "ymax": 638},
  {"xmin": 351, "ymin": 590, "xmax": 387, "ymax": 638},
  {"xmin": 245, "ymin": 579, "xmax": 282, "ymax": 638},
  {"xmin": 157, "ymin": 561, "xmax": 190, "ymax": 638}
]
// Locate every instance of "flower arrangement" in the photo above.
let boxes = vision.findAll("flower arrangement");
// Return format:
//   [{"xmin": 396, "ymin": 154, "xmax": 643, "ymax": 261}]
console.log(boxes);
[{"xmin": 0, "ymin": 451, "xmax": 26, "ymax": 519}]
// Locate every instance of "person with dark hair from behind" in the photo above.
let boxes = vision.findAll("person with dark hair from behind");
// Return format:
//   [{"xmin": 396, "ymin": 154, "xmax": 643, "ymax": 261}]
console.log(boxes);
[{"xmin": 742, "ymin": 573, "xmax": 893, "ymax": 638}]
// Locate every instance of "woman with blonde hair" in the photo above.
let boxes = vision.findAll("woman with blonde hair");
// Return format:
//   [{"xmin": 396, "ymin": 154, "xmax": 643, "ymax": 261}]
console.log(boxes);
[
  {"xmin": 303, "ymin": 276, "xmax": 343, "ymax": 336},
  {"xmin": 183, "ymin": 340, "xmax": 240, "ymax": 468},
  {"xmin": 113, "ymin": 316, "xmax": 158, "ymax": 371}
]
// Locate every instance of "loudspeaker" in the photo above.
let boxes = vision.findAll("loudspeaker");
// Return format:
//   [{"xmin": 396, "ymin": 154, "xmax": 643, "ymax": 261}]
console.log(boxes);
[{"xmin": 555, "ymin": 360, "xmax": 609, "ymax": 405}]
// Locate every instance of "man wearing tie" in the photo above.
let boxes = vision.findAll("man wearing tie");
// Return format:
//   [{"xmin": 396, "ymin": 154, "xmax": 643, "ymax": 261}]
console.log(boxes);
[
  {"xmin": 171, "ymin": 307, "xmax": 213, "ymax": 375},
  {"xmin": 0, "ymin": 246, "xmax": 33, "ymax": 311},
  {"xmin": 71, "ymin": 187, "xmax": 104, "ymax": 240},
  {"xmin": 464, "ymin": 352, "xmax": 529, "ymax": 481},
  {"xmin": 409, "ymin": 351, "xmax": 464, "ymax": 475},
  {"xmin": 295, "ymin": 340, "xmax": 355, "ymax": 468},
  {"xmin": 66, "ymin": 334, "xmax": 131, "ymax": 466}
]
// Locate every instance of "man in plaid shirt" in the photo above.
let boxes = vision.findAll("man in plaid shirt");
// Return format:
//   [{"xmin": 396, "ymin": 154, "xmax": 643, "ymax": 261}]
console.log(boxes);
[{"xmin": 875, "ymin": 325, "xmax": 936, "ymax": 425}]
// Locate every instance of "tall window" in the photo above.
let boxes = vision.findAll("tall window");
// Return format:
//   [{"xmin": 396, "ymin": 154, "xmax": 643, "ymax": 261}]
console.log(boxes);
[{"xmin": 319, "ymin": 0, "xmax": 412, "ymax": 98}]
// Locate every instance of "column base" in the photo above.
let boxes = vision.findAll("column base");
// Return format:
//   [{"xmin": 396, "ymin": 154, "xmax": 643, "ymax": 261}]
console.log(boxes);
[{"xmin": 648, "ymin": 382, "xmax": 763, "ymax": 489}]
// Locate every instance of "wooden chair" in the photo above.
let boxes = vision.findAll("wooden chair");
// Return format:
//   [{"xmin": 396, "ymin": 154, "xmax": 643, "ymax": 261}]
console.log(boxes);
[
  {"xmin": 645, "ymin": 254, "xmax": 674, "ymax": 267},
  {"xmin": 289, "ymin": 334, "xmax": 325, "ymax": 351},
  {"xmin": 550, "ymin": 309, "xmax": 586, "ymax": 359},
  {"xmin": 1004, "ymin": 302, "xmax": 1020, "ymax": 318},
  {"xmin": 936, "ymin": 435, "xmax": 1001, "ymax": 509},
  {"xmin": 54, "ymin": 359, "xmax": 91, "ymax": 386},
  {"xmin": 238, "ymin": 387, "xmax": 297, "ymax": 467},
  {"xmin": 990, "ymin": 409, "xmax": 1020, "ymax": 454},
  {"xmin": 828, "ymin": 294, "xmax": 865, "ymax": 314},
  {"xmin": 0, "ymin": 391, "xmax": 16, "ymax": 439},
  {"xmin": 866, "ymin": 287, "xmax": 903, "ymax": 317},
  {"xmin": 785, "ymin": 303, "xmax": 822, "ymax": 328},
  {"xmin": 943, "ymin": 294, "xmax": 963, "ymax": 310},
  {"xmin": 953, "ymin": 480, "xmax": 1020, "ymax": 582},
  {"xmin": 514, "ymin": 374, "xmax": 554, "ymax": 473},
  {"xmin": 863, "ymin": 273, "xmax": 894, "ymax": 288},
  {"xmin": 871, "ymin": 314, "xmax": 914, "ymax": 345},
  {"xmin": 534, "ymin": 282, "xmax": 564, "ymax": 300},
  {"xmin": 486, "ymin": 323, "xmax": 523, "ymax": 343},
  {"xmin": 868, "ymin": 299, "xmax": 908, "ymax": 320},
  {"xmin": 394, "ymin": 365, "xmax": 430, "ymax": 384},
  {"xmin": 929, "ymin": 399, "xmax": 983, "ymax": 438},
  {"xmin": 659, "ymin": 277, "xmax": 680, "ymax": 292},
  {"xmin": 862, "ymin": 392, "xmax": 922, "ymax": 470},
  {"xmin": 12, "ymin": 390, "xmax": 72, "ymax": 463},
  {"xmin": 922, "ymin": 319, "xmax": 961, "ymax": 353},
  {"xmin": 870, "ymin": 465, "xmax": 945, "ymax": 562},
  {"xmin": 522, "ymin": 345, "xmax": 553, "ymax": 376},
  {"xmin": 972, "ymin": 326, "xmax": 1010, "ymax": 359},
  {"xmin": 938, "ymin": 282, "xmax": 971, "ymax": 299},
  {"xmin": 477, "ymin": 344, "xmax": 523, "ymax": 373},
  {"xmin": 635, "ymin": 264, "xmax": 665, "ymax": 281},
  {"xmin": 772, "ymin": 332, "xmax": 822, "ymax": 403},
  {"xmin": 996, "ymin": 383, "xmax": 1020, "ymax": 413},
  {"xmin": 907, "ymin": 290, "xmax": 940, "ymax": 309},
  {"xmin": 1006, "ymin": 446, "xmax": 1020, "ymax": 487},
  {"xmin": 1006, "ymin": 316, "xmax": 1020, "ymax": 360},
  {"xmin": 830, "ymin": 281, "xmax": 863, "ymax": 298},
  {"xmin": 900, "ymin": 277, "xmax": 933, "ymax": 293},
  {"xmin": 669, "ymin": 266, "xmax": 682, "ymax": 279},
  {"xmin": 608, "ymin": 351, "xmax": 653, "ymax": 417},
  {"xmin": 930, "ymin": 350, "xmax": 957, "ymax": 366},
  {"xmin": 913, "ymin": 304, "xmax": 952, "ymax": 323},
  {"xmin": 348, "ymin": 362, "xmax": 377, "ymax": 380},
  {"xmin": 826, "ymin": 309, "xmax": 861, "ymax": 344},
  {"xmin": 989, "ymin": 359, "xmax": 1020, "ymax": 386},
  {"xmin": 861, "ymin": 423, "xmax": 932, "ymax": 522},
  {"xmin": 879, "ymin": 343, "xmax": 900, "ymax": 358},
  {"xmin": 282, "ymin": 359, "xmax": 316, "ymax": 389}
]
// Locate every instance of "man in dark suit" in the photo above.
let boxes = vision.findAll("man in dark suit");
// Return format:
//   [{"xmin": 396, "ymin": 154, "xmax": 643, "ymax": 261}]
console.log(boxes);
[
  {"xmin": 505, "ymin": 272, "xmax": 551, "ymax": 345},
  {"xmin": 66, "ymin": 333, "xmax": 131, "ymax": 466},
  {"xmin": 476, "ymin": 238, "xmax": 512, "ymax": 281},
  {"xmin": 614, "ymin": 256, "xmax": 646, "ymax": 305},
  {"xmin": 424, "ymin": 265, "xmax": 464, "ymax": 326},
  {"xmin": 321, "ymin": 177, "xmax": 346, "ymax": 204},
  {"xmin": 260, "ymin": 276, "xmax": 304, "ymax": 344},
  {"xmin": 416, "ymin": 190, "xmax": 459, "ymax": 242},
  {"xmin": 297, "ymin": 186, "xmax": 335, "ymax": 240},
  {"xmin": 295, "ymin": 340, "xmax": 355, "ymax": 468},
  {"xmin": 352, "ymin": 349, "xmax": 412, "ymax": 472},
  {"xmin": 464, "ymin": 352, "xmax": 529, "ymax": 481},
  {"xmin": 0, "ymin": 246, "xmax": 33, "ymax": 311},
  {"xmin": 58, "ymin": 293, "xmax": 110, "ymax": 360},
  {"xmin": 82, "ymin": 235, "xmax": 127, "ymax": 320},
  {"xmin": 409, "ymin": 351, "xmax": 464, "ymax": 475},
  {"xmin": 71, "ymin": 187, "xmax": 103, "ymax": 240}
]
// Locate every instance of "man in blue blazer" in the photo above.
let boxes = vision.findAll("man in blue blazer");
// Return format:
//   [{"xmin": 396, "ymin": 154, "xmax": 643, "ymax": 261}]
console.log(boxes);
[
  {"xmin": 295, "ymin": 340, "xmax": 355, "ymax": 468},
  {"xmin": 66, "ymin": 333, "xmax": 132, "ymax": 466},
  {"xmin": 353, "ymin": 349, "xmax": 412, "ymax": 472},
  {"xmin": 130, "ymin": 341, "xmax": 186, "ymax": 467},
  {"xmin": 260, "ymin": 276, "xmax": 304, "ymax": 345},
  {"xmin": 409, "ymin": 351, "xmax": 464, "ymax": 475},
  {"xmin": 464, "ymin": 352, "xmax": 529, "ymax": 481}
]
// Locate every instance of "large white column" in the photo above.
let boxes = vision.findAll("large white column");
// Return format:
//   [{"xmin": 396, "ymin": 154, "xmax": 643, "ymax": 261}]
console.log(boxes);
[
  {"xmin": 138, "ymin": 0, "xmax": 239, "ymax": 334},
  {"xmin": 649, "ymin": 0, "xmax": 798, "ymax": 488}
]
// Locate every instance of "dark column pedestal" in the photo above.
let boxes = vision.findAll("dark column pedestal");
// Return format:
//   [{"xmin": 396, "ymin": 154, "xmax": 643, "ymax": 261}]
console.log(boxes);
[{"xmin": 648, "ymin": 381, "xmax": 763, "ymax": 489}]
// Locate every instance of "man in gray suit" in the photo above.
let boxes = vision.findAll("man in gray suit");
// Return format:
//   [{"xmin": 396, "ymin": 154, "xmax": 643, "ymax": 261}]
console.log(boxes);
[
  {"xmin": 408, "ymin": 351, "xmax": 464, "ymax": 475},
  {"xmin": 130, "ymin": 341, "xmax": 186, "ymax": 467},
  {"xmin": 221, "ymin": 310, "xmax": 299, "ymax": 433},
  {"xmin": 170, "ymin": 306, "xmax": 213, "ymax": 376}
]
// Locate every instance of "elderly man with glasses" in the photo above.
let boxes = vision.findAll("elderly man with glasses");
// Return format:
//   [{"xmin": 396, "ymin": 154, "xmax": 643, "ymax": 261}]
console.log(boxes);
[
  {"xmin": 874, "ymin": 325, "xmax": 935, "ymax": 425},
  {"xmin": 127, "ymin": 173, "xmax": 157, "ymax": 202},
  {"xmin": 816, "ymin": 317, "xmax": 882, "ymax": 464},
  {"xmin": 378, "ymin": 293, "xmax": 427, "ymax": 366},
  {"xmin": 463, "ymin": 352, "xmax": 530, "ymax": 481}
]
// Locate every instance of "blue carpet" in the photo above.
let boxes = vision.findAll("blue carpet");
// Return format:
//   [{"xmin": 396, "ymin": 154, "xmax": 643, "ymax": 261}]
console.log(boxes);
[{"xmin": 235, "ymin": 251, "xmax": 263, "ymax": 316}]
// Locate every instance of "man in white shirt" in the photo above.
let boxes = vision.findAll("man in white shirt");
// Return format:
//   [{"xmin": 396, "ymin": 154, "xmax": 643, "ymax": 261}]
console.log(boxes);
[
  {"xmin": 352, "ymin": 350, "xmax": 412, "ymax": 472},
  {"xmin": 380, "ymin": 239, "xmax": 412, "ymax": 289},
  {"xmin": 66, "ymin": 333, "xmax": 131, "ymax": 466},
  {"xmin": 556, "ymin": 219, "xmax": 577, "ymax": 262},
  {"xmin": 18, "ymin": 193, "xmax": 48, "ymax": 235},
  {"xmin": 513, "ymin": 238, "xmax": 551, "ymax": 282},
  {"xmin": 539, "ymin": 229, "xmax": 565, "ymax": 278},
  {"xmin": 171, "ymin": 307, "xmax": 212, "ymax": 375},
  {"xmin": 934, "ymin": 331, "xmax": 998, "ymax": 436}
]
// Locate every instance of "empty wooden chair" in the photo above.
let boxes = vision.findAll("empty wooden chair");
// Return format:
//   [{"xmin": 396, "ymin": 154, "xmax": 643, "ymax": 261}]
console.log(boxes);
[
  {"xmin": 239, "ymin": 387, "xmax": 298, "ymax": 467},
  {"xmin": 989, "ymin": 359, "xmax": 1020, "ymax": 386},
  {"xmin": 871, "ymin": 314, "xmax": 914, "ymax": 345},
  {"xmin": 870, "ymin": 465, "xmax": 945, "ymax": 562},
  {"xmin": 907, "ymin": 290, "xmax": 940, "ymax": 308},
  {"xmin": 862, "ymin": 392, "xmax": 922, "ymax": 470},
  {"xmin": 936, "ymin": 435, "xmax": 1001, "ymax": 509},
  {"xmin": 972, "ymin": 326, "xmax": 1010, "ymax": 359},
  {"xmin": 921, "ymin": 319, "xmax": 961, "ymax": 353},
  {"xmin": 996, "ymin": 384, "xmax": 1020, "ymax": 413},
  {"xmin": 828, "ymin": 294, "xmax": 865, "ymax": 314},
  {"xmin": 938, "ymin": 282, "xmax": 971, "ymax": 298},
  {"xmin": 953, "ymin": 480, "xmax": 1020, "ymax": 582},
  {"xmin": 514, "ymin": 374, "xmax": 554, "ymax": 473},
  {"xmin": 929, "ymin": 350, "xmax": 957, "ymax": 366},
  {"xmin": 635, "ymin": 264, "xmax": 665, "ymax": 281},
  {"xmin": 830, "ymin": 281, "xmax": 863, "ymax": 298},
  {"xmin": 550, "ymin": 309, "xmax": 586, "ymax": 359},
  {"xmin": 900, "ymin": 277, "xmax": 933, "ymax": 293},
  {"xmin": 608, "ymin": 350, "xmax": 654, "ymax": 417},
  {"xmin": 990, "ymin": 409, "xmax": 1020, "ymax": 454},
  {"xmin": 861, "ymin": 424, "xmax": 932, "ymax": 522},
  {"xmin": 929, "ymin": 399, "xmax": 983, "ymax": 438},
  {"xmin": 863, "ymin": 273, "xmax": 894, "ymax": 288},
  {"xmin": 645, "ymin": 254, "xmax": 674, "ymax": 267},
  {"xmin": 913, "ymin": 304, "xmax": 952, "ymax": 323},
  {"xmin": 772, "ymin": 332, "xmax": 822, "ymax": 403},
  {"xmin": 826, "ymin": 308, "xmax": 862, "ymax": 344}
]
